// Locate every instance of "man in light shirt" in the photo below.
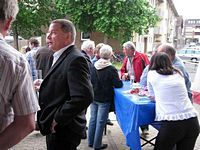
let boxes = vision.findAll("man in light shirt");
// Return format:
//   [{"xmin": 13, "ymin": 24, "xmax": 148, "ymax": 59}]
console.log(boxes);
[
  {"xmin": 157, "ymin": 43, "xmax": 193, "ymax": 101},
  {"xmin": 25, "ymin": 38, "xmax": 40, "ymax": 81},
  {"xmin": 0, "ymin": 0, "xmax": 40, "ymax": 149}
]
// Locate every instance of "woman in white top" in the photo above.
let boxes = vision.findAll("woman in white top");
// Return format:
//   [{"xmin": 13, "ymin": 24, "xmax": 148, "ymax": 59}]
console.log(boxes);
[{"xmin": 147, "ymin": 52, "xmax": 200, "ymax": 150}]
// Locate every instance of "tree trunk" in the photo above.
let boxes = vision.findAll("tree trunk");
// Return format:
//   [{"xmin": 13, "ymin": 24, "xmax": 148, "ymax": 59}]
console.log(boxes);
[
  {"xmin": 103, "ymin": 35, "xmax": 108, "ymax": 44},
  {"xmin": 41, "ymin": 34, "xmax": 46, "ymax": 46},
  {"xmin": 13, "ymin": 26, "xmax": 19, "ymax": 51}
]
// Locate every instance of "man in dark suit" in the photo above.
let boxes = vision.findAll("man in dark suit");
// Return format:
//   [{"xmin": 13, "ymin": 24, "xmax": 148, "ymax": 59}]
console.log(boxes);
[{"xmin": 36, "ymin": 19, "xmax": 94, "ymax": 150}]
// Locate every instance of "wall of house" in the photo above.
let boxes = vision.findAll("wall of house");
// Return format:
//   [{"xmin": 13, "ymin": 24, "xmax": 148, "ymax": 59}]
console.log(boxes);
[{"xmin": 75, "ymin": 31, "xmax": 123, "ymax": 54}]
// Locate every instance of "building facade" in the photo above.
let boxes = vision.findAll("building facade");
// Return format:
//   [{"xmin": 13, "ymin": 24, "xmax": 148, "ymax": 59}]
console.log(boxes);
[
  {"xmin": 184, "ymin": 19, "xmax": 200, "ymax": 45},
  {"xmin": 71, "ymin": 0, "xmax": 182, "ymax": 54},
  {"xmin": 153, "ymin": 0, "xmax": 180, "ymax": 49},
  {"xmin": 130, "ymin": 0, "xmax": 181, "ymax": 53}
]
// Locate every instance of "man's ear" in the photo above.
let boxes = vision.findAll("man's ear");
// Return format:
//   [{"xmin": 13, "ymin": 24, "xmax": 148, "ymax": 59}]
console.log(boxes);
[
  {"xmin": 4, "ymin": 17, "xmax": 13, "ymax": 32},
  {"xmin": 65, "ymin": 32, "xmax": 72, "ymax": 44}
]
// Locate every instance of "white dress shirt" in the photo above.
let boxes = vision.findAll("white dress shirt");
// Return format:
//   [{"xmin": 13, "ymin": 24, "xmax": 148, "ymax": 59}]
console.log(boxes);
[{"xmin": 51, "ymin": 44, "xmax": 73, "ymax": 67}]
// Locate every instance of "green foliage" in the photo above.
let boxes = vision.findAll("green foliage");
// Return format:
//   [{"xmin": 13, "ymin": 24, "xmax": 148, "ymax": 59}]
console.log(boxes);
[
  {"xmin": 13, "ymin": 0, "xmax": 159, "ymax": 42},
  {"xmin": 12, "ymin": 0, "xmax": 65, "ymax": 39},
  {"xmin": 113, "ymin": 61, "xmax": 122, "ymax": 71},
  {"xmin": 60, "ymin": 0, "xmax": 159, "ymax": 42}
]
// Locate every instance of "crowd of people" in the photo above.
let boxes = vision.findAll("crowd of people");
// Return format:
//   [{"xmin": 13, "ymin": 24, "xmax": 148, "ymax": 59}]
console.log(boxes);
[{"xmin": 0, "ymin": 1, "xmax": 200, "ymax": 150}]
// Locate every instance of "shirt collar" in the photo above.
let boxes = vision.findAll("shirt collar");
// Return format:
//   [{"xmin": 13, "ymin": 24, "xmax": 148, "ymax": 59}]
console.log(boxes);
[
  {"xmin": 51, "ymin": 44, "xmax": 74, "ymax": 67},
  {"xmin": 31, "ymin": 47, "xmax": 39, "ymax": 51},
  {"xmin": 173, "ymin": 56, "xmax": 178, "ymax": 64},
  {"xmin": 53, "ymin": 44, "xmax": 73, "ymax": 59},
  {"xmin": 0, "ymin": 33, "xmax": 4, "ymax": 40}
]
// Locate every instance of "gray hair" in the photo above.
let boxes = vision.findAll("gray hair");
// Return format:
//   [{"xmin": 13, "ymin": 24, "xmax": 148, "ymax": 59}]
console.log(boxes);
[
  {"xmin": 99, "ymin": 44, "xmax": 113, "ymax": 59},
  {"xmin": 0, "ymin": 0, "xmax": 19, "ymax": 22},
  {"xmin": 81, "ymin": 40, "xmax": 95, "ymax": 51},
  {"xmin": 157, "ymin": 43, "xmax": 176, "ymax": 61},
  {"xmin": 94, "ymin": 43, "xmax": 104, "ymax": 54},
  {"xmin": 51, "ymin": 19, "xmax": 76, "ymax": 43},
  {"xmin": 123, "ymin": 41, "xmax": 136, "ymax": 50}
]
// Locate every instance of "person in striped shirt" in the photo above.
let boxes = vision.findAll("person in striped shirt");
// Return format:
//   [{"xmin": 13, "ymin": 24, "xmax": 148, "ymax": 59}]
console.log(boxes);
[{"xmin": 0, "ymin": 0, "xmax": 40, "ymax": 149}]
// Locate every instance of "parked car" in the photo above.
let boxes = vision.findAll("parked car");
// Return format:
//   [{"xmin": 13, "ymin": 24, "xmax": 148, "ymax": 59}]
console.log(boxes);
[
  {"xmin": 5, "ymin": 35, "xmax": 24, "ymax": 45},
  {"xmin": 176, "ymin": 49, "xmax": 200, "ymax": 62}
]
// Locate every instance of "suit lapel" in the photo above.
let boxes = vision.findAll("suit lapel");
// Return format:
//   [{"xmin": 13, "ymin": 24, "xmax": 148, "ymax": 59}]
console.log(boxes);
[
  {"xmin": 47, "ymin": 54, "xmax": 53, "ymax": 70},
  {"xmin": 43, "ymin": 45, "xmax": 74, "ymax": 81}
]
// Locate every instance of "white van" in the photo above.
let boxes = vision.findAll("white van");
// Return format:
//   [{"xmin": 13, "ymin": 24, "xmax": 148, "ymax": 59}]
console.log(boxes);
[{"xmin": 176, "ymin": 49, "xmax": 200, "ymax": 62}]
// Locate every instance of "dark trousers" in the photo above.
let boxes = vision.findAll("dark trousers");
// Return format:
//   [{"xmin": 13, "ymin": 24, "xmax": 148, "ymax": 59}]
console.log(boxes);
[
  {"xmin": 154, "ymin": 117, "xmax": 200, "ymax": 150},
  {"xmin": 140, "ymin": 125, "xmax": 149, "ymax": 131},
  {"xmin": 46, "ymin": 132, "xmax": 81, "ymax": 150}
]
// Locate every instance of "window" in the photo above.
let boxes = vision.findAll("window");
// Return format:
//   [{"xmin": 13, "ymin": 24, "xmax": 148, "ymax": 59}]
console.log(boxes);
[
  {"xmin": 177, "ymin": 49, "xmax": 186, "ymax": 54},
  {"xmin": 186, "ymin": 50, "xmax": 195, "ymax": 54},
  {"xmin": 195, "ymin": 51, "xmax": 200, "ymax": 54},
  {"xmin": 81, "ymin": 32, "xmax": 90, "ymax": 41},
  {"xmin": 195, "ymin": 32, "xmax": 200, "ymax": 35}
]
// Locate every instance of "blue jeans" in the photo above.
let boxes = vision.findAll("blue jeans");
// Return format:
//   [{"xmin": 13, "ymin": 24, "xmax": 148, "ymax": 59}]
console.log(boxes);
[{"xmin": 88, "ymin": 101, "xmax": 110, "ymax": 149}]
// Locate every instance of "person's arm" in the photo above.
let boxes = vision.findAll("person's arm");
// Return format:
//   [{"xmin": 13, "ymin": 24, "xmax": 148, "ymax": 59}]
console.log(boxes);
[
  {"xmin": 174, "ymin": 62, "xmax": 192, "ymax": 100},
  {"xmin": 29, "ymin": 55, "xmax": 38, "ymax": 81},
  {"xmin": 112, "ymin": 67, "xmax": 123, "ymax": 88},
  {"xmin": 147, "ymin": 82, "xmax": 155, "ymax": 100},
  {"xmin": 140, "ymin": 65, "xmax": 149, "ymax": 89},
  {"xmin": 181, "ymin": 69, "xmax": 192, "ymax": 100},
  {"xmin": 54, "ymin": 56, "xmax": 93, "ymax": 125},
  {"xmin": 147, "ymin": 71, "xmax": 155, "ymax": 100},
  {"xmin": 120, "ymin": 57, "xmax": 128, "ymax": 80},
  {"xmin": 143, "ymin": 54, "xmax": 150, "ymax": 65},
  {"xmin": 25, "ymin": 52, "xmax": 38, "ymax": 81},
  {"xmin": 0, "ymin": 113, "xmax": 35, "ymax": 150}
]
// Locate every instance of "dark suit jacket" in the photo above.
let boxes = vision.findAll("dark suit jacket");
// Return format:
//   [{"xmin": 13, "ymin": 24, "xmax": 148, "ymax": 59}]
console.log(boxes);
[
  {"xmin": 37, "ymin": 45, "xmax": 93, "ymax": 139},
  {"xmin": 35, "ymin": 46, "xmax": 54, "ymax": 78}
]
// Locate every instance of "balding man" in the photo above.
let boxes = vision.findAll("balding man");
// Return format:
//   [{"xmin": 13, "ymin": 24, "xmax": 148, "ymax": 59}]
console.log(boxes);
[
  {"xmin": 120, "ymin": 41, "xmax": 150, "ymax": 82},
  {"xmin": 157, "ymin": 44, "xmax": 193, "ymax": 101}
]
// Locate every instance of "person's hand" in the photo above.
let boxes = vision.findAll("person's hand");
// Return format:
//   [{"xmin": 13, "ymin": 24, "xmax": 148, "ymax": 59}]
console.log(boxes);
[
  {"xmin": 121, "ymin": 73, "xmax": 129, "ymax": 81},
  {"xmin": 33, "ymin": 79, "xmax": 43, "ymax": 91},
  {"xmin": 148, "ymin": 95, "xmax": 155, "ymax": 101},
  {"xmin": 51, "ymin": 120, "xmax": 57, "ymax": 133}
]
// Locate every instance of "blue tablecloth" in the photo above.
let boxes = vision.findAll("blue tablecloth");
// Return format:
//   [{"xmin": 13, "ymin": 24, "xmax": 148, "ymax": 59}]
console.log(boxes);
[{"xmin": 114, "ymin": 81, "xmax": 156, "ymax": 150}]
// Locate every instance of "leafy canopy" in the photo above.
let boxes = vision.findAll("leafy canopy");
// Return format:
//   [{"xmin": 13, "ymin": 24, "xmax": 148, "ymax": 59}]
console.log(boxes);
[
  {"xmin": 12, "ymin": 0, "xmax": 64, "ymax": 39},
  {"xmin": 62, "ymin": 0, "xmax": 159, "ymax": 41},
  {"xmin": 13, "ymin": 0, "xmax": 159, "ymax": 42}
]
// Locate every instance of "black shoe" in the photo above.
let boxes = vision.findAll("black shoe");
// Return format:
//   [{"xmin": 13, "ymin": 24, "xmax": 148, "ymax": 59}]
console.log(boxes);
[
  {"xmin": 35, "ymin": 121, "xmax": 39, "ymax": 131},
  {"xmin": 106, "ymin": 119, "xmax": 114, "ymax": 126},
  {"xmin": 81, "ymin": 130, "xmax": 87, "ymax": 139},
  {"xmin": 141, "ymin": 129, "xmax": 149, "ymax": 137},
  {"xmin": 88, "ymin": 144, "xmax": 93, "ymax": 148},
  {"xmin": 94, "ymin": 144, "xmax": 108, "ymax": 150}
]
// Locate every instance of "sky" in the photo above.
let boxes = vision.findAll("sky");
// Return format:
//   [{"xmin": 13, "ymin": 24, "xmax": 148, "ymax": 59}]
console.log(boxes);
[{"xmin": 173, "ymin": 0, "xmax": 200, "ymax": 19}]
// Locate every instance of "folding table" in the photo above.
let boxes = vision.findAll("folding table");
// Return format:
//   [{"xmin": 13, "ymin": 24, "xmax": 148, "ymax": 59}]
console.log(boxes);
[{"xmin": 114, "ymin": 81, "xmax": 157, "ymax": 150}]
